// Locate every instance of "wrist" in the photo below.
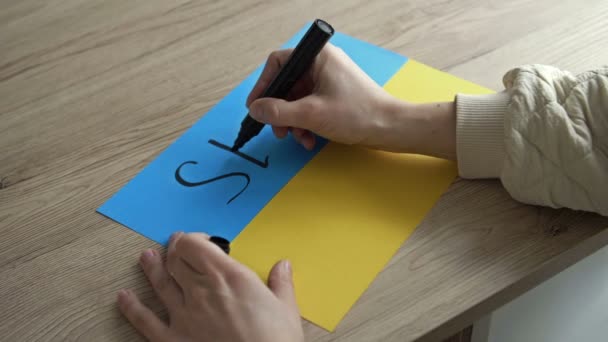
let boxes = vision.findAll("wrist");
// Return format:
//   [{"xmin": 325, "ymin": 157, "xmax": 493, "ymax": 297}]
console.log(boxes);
[
  {"xmin": 376, "ymin": 97, "xmax": 418, "ymax": 152},
  {"xmin": 369, "ymin": 96, "xmax": 457, "ymax": 159},
  {"xmin": 362, "ymin": 95, "xmax": 413, "ymax": 152}
]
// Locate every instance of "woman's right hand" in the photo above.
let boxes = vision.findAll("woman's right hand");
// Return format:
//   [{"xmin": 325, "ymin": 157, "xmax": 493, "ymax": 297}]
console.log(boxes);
[{"xmin": 246, "ymin": 43, "xmax": 396, "ymax": 151}]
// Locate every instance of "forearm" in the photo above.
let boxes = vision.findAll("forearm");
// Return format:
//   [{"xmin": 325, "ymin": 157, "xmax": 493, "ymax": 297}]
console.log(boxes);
[
  {"xmin": 372, "ymin": 91, "xmax": 508, "ymax": 175},
  {"xmin": 371, "ymin": 97, "xmax": 457, "ymax": 160}
]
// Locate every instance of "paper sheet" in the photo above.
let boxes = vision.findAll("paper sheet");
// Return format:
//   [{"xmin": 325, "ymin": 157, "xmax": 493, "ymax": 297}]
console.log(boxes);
[{"xmin": 99, "ymin": 25, "xmax": 492, "ymax": 331}]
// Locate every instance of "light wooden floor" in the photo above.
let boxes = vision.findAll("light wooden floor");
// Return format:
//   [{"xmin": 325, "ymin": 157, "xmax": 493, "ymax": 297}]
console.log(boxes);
[{"xmin": 2, "ymin": 1, "xmax": 608, "ymax": 341}]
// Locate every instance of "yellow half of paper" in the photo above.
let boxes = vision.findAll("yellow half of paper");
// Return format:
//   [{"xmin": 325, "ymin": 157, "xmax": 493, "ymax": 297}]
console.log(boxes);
[{"xmin": 231, "ymin": 59, "xmax": 494, "ymax": 331}]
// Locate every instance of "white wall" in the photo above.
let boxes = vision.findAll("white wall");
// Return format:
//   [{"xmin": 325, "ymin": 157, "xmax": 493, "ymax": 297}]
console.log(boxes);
[{"xmin": 473, "ymin": 243, "xmax": 608, "ymax": 342}]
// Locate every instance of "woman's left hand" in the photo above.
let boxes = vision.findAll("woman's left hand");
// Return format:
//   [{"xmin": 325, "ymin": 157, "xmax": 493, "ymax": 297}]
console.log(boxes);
[{"xmin": 117, "ymin": 232, "xmax": 304, "ymax": 342}]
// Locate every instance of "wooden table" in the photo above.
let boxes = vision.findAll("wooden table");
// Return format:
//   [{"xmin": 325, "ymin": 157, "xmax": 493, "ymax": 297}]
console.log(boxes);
[{"xmin": 2, "ymin": 1, "xmax": 607, "ymax": 341}]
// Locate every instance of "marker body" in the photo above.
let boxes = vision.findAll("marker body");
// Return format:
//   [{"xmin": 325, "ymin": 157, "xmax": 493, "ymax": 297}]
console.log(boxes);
[{"xmin": 232, "ymin": 19, "xmax": 334, "ymax": 151}]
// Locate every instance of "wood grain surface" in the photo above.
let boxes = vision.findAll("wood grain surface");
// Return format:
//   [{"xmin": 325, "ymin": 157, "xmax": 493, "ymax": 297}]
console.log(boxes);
[{"xmin": 1, "ymin": 0, "xmax": 607, "ymax": 341}]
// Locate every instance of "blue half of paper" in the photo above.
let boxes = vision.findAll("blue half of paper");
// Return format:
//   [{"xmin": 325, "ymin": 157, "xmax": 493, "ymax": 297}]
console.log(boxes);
[{"xmin": 98, "ymin": 25, "xmax": 408, "ymax": 245}]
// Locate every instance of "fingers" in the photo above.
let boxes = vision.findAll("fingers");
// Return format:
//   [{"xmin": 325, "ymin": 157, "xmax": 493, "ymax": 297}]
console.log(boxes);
[
  {"xmin": 167, "ymin": 256, "xmax": 205, "ymax": 292},
  {"xmin": 271, "ymin": 125, "xmax": 316, "ymax": 150},
  {"xmin": 271, "ymin": 126, "xmax": 316, "ymax": 150},
  {"xmin": 117, "ymin": 289, "xmax": 171, "ymax": 342},
  {"xmin": 268, "ymin": 260, "xmax": 299, "ymax": 315},
  {"xmin": 166, "ymin": 233, "xmax": 205, "ymax": 287},
  {"xmin": 247, "ymin": 49, "xmax": 293, "ymax": 107},
  {"xmin": 291, "ymin": 128, "xmax": 316, "ymax": 150},
  {"xmin": 167, "ymin": 232, "xmax": 234, "ymax": 285},
  {"xmin": 272, "ymin": 126, "xmax": 289, "ymax": 139},
  {"xmin": 139, "ymin": 249, "xmax": 183, "ymax": 311},
  {"xmin": 249, "ymin": 96, "xmax": 323, "ymax": 131}
]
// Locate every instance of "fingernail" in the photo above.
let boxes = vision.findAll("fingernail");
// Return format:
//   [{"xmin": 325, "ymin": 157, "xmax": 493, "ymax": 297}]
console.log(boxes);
[
  {"xmin": 141, "ymin": 249, "xmax": 155, "ymax": 262},
  {"xmin": 283, "ymin": 259, "xmax": 292, "ymax": 275},
  {"xmin": 117, "ymin": 289, "xmax": 129, "ymax": 301}
]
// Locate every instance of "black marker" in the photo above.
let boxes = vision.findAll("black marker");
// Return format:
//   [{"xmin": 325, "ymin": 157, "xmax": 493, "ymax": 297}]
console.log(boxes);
[
  {"xmin": 231, "ymin": 19, "xmax": 334, "ymax": 151},
  {"xmin": 210, "ymin": 236, "xmax": 231, "ymax": 255}
]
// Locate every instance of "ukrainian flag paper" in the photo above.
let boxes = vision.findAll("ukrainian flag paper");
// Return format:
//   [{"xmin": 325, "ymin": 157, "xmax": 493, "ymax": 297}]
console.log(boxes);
[{"xmin": 99, "ymin": 24, "xmax": 492, "ymax": 331}]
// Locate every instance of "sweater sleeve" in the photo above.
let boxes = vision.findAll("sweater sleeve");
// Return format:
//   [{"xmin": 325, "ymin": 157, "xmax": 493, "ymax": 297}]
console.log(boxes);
[{"xmin": 455, "ymin": 65, "xmax": 608, "ymax": 216}]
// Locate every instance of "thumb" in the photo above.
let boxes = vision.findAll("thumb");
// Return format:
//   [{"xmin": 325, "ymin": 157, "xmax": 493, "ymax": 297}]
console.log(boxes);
[
  {"xmin": 268, "ymin": 259, "xmax": 299, "ymax": 312},
  {"xmin": 249, "ymin": 96, "xmax": 321, "ymax": 130}
]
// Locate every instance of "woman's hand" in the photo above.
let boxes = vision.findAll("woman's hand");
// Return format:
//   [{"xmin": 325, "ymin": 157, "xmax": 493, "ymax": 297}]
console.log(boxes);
[
  {"xmin": 247, "ymin": 43, "xmax": 457, "ymax": 159},
  {"xmin": 117, "ymin": 232, "xmax": 304, "ymax": 342},
  {"xmin": 247, "ymin": 43, "xmax": 394, "ymax": 151}
]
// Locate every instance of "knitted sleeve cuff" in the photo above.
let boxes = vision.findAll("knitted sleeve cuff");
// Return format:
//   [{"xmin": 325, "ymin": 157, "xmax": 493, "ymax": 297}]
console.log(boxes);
[{"xmin": 456, "ymin": 91, "xmax": 510, "ymax": 179}]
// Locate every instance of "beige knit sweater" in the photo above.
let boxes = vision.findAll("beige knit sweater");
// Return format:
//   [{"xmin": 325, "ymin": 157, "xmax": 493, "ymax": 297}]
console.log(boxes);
[{"xmin": 456, "ymin": 65, "xmax": 607, "ymax": 216}]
